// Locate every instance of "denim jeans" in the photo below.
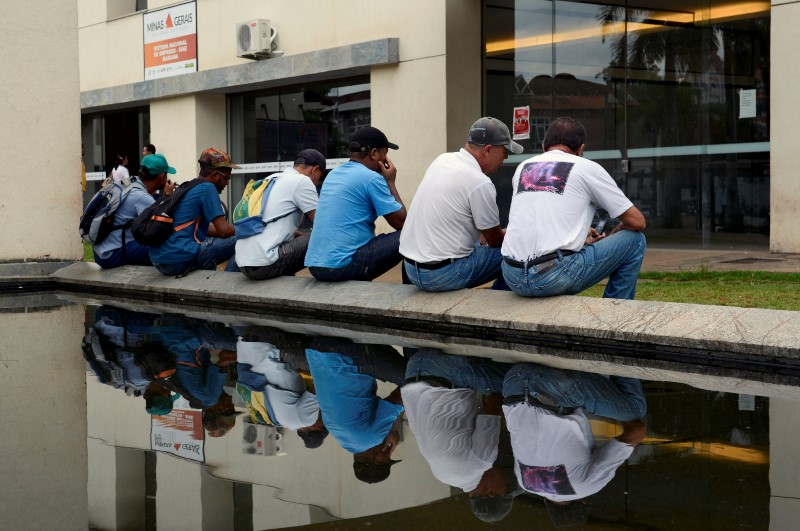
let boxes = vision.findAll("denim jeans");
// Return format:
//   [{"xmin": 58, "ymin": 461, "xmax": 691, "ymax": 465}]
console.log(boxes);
[
  {"xmin": 309, "ymin": 231, "xmax": 403, "ymax": 282},
  {"xmin": 404, "ymin": 245, "xmax": 505, "ymax": 292},
  {"xmin": 310, "ymin": 337, "xmax": 408, "ymax": 386},
  {"xmin": 405, "ymin": 349, "xmax": 511, "ymax": 394},
  {"xmin": 153, "ymin": 236, "xmax": 236, "ymax": 276},
  {"xmin": 502, "ymin": 230, "xmax": 646, "ymax": 300},
  {"xmin": 502, "ymin": 363, "xmax": 646, "ymax": 421},
  {"xmin": 239, "ymin": 233, "xmax": 310, "ymax": 280},
  {"xmin": 94, "ymin": 240, "xmax": 152, "ymax": 269}
]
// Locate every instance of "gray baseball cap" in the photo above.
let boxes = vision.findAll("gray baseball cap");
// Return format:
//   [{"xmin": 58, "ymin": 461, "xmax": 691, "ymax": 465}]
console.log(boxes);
[{"xmin": 467, "ymin": 117, "xmax": 524, "ymax": 154}]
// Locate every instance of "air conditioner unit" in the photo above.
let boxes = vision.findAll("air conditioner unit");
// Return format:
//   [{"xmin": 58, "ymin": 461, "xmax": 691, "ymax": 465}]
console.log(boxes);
[{"xmin": 236, "ymin": 19, "xmax": 278, "ymax": 59}]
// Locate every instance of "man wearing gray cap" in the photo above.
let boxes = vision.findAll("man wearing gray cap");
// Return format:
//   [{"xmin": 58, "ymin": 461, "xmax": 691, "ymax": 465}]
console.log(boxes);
[
  {"xmin": 400, "ymin": 117, "xmax": 523, "ymax": 291},
  {"xmin": 234, "ymin": 149, "xmax": 325, "ymax": 280}
]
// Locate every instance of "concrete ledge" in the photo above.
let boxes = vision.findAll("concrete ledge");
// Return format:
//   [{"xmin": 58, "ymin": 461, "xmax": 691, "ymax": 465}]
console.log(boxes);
[
  {"xmin": 81, "ymin": 39, "xmax": 399, "ymax": 112},
  {"xmin": 51, "ymin": 263, "xmax": 800, "ymax": 380}
]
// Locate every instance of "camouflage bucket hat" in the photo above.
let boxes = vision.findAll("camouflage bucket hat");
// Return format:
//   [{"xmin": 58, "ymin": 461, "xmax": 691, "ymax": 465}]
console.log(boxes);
[{"xmin": 198, "ymin": 147, "xmax": 241, "ymax": 170}]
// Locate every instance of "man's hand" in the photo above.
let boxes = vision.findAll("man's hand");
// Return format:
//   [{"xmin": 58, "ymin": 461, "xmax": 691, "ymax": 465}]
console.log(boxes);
[
  {"xmin": 381, "ymin": 429, "xmax": 400, "ymax": 456},
  {"xmin": 585, "ymin": 227, "xmax": 606, "ymax": 245},
  {"xmin": 616, "ymin": 419, "xmax": 647, "ymax": 447},
  {"xmin": 378, "ymin": 156, "xmax": 398, "ymax": 184},
  {"xmin": 164, "ymin": 180, "xmax": 176, "ymax": 196}
]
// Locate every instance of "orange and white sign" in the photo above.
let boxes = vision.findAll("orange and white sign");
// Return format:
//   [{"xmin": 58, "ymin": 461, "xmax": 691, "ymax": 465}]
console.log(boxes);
[
  {"xmin": 144, "ymin": 2, "xmax": 197, "ymax": 81},
  {"xmin": 151, "ymin": 401, "xmax": 205, "ymax": 462}
]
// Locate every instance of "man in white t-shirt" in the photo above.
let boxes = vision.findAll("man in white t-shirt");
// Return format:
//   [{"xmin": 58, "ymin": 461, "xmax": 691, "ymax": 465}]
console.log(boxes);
[
  {"xmin": 502, "ymin": 117, "xmax": 646, "ymax": 300},
  {"xmin": 502, "ymin": 362, "xmax": 646, "ymax": 526},
  {"xmin": 400, "ymin": 117, "xmax": 523, "ymax": 291},
  {"xmin": 235, "ymin": 149, "xmax": 324, "ymax": 280}
]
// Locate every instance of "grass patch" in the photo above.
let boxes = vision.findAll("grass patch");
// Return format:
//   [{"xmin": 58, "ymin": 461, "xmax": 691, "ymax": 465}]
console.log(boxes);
[
  {"xmin": 83, "ymin": 242, "xmax": 94, "ymax": 262},
  {"xmin": 578, "ymin": 270, "xmax": 800, "ymax": 310}
]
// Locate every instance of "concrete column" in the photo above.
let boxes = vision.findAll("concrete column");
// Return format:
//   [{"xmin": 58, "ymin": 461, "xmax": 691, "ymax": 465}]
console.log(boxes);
[
  {"xmin": 770, "ymin": 0, "xmax": 800, "ymax": 253},
  {"xmin": 0, "ymin": 0, "xmax": 81, "ymax": 261},
  {"xmin": 769, "ymin": 398, "xmax": 800, "ymax": 530},
  {"xmin": 150, "ymin": 94, "xmax": 228, "ymax": 187},
  {"xmin": 0, "ymin": 305, "xmax": 87, "ymax": 529}
]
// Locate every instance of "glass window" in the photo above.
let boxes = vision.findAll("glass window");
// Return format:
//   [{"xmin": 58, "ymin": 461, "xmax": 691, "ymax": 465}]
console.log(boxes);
[
  {"xmin": 484, "ymin": 0, "xmax": 770, "ymax": 247},
  {"xmin": 227, "ymin": 78, "xmax": 370, "ymax": 205}
]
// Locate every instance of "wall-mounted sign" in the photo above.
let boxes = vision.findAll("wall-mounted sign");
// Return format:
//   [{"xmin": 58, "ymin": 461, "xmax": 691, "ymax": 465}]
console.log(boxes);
[
  {"xmin": 150, "ymin": 398, "xmax": 205, "ymax": 462},
  {"xmin": 144, "ymin": 1, "xmax": 197, "ymax": 81}
]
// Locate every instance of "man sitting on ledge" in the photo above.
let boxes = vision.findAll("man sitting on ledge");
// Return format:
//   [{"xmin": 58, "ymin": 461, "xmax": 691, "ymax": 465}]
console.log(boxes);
[
  {"xmin": 304, "ymin": 126, "xmax": 407, "ymax": 282},
  {"xmin": 149, "ymin": 148, "xmax": 238, "ymax": 277},
  {"xmin": 502, "ymin": 117, "xmax": 646, "ymax": 300}
]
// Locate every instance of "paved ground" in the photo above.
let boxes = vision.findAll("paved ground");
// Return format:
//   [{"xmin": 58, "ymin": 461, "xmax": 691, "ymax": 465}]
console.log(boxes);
[{"xmin": 295, "ymin": 247, "xmax": 800, "ymax": 284}]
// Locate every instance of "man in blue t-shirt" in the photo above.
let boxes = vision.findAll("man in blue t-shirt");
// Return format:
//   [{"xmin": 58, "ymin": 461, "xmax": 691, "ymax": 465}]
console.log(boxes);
[
  {"xmin": 93, "ymin": 154, "xmax": 176, "ymax": 269},
  {"xmin": 304, "ymin": 126, "xmax": 408, "ymax": 282},
  {"xmin": 150, "ymin": 147, "xmax": 238, "ymax": 276}
]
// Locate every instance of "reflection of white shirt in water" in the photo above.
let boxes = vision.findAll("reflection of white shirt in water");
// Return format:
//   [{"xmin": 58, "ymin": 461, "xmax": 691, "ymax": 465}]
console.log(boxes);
[
  {"xmin": 402, "ymin": 381, "xmax": 501, "ymax": 492},
  {"xmin": 111, "ymin": 165, "xmax": 130, "ymax": 185},
  {"xmin": 237, "ymin": 339, "xmax": 319, "ymax": 430},
  {"xmin": 503, "ymin": 403, "xmax": 633, "ymax": 502}
]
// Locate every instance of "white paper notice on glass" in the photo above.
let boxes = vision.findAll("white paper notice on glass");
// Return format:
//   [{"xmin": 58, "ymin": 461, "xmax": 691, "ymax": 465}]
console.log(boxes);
[{"xmin": 738, "ymin": 89, "xmax": 756, "ymax": 119}]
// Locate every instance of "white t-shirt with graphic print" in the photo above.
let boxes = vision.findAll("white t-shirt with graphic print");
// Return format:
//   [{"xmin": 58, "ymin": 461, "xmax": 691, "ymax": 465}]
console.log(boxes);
[{"xmin": 501, "ymin": 150, "xmax": 633, "ymax": 262}]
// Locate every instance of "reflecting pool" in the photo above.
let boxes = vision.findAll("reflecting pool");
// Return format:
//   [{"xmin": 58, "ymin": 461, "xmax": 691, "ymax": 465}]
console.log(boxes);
[{"xmin": 1, "ymin": 294, "xmax": 796, "ymax": 530}]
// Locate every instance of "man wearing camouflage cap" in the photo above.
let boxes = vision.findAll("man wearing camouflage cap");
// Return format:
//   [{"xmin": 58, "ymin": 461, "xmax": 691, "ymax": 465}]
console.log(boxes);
[{"xmin": 149, "ymin": 147, "xmax": 238, "ymax": 276}]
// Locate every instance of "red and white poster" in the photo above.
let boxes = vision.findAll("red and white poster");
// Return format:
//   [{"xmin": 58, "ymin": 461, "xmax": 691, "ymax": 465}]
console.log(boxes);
[
  {"xmin": 150, "ymin": 400, "xmax": 205, "ymax": 462},
  {"xmin": 144, "ymin": 2, "xmax": 197, "ymax": 81},
  {"xmin": 513, "ymin": 106, "xmax": 531, "ymax": 141}
]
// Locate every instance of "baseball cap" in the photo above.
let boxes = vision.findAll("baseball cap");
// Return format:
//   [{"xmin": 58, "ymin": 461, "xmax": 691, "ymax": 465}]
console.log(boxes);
[
  {"xmin": 467, "ymin": 117, "xmax": 524, "ymax": 154},
  {"xmin": 141, "ymin": 154, "xmax": 176, "ymax": 175},
  {"xmin": 294, "ymin": 149, "xmax": 327, "ymax": 171},
  {"xmin": 349, "ymin": 126, "xmax": 399, "ymax": 152},
  {"xmin": 146, "ymin": 393, "xmax": 179, "ymax": 416},
  {"xmin": 198, "ymin": 147, "xmax": 241, "ymax": 170}
]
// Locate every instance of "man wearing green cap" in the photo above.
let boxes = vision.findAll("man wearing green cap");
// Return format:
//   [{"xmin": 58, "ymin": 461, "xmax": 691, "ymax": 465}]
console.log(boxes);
[{"xmin": 92, "ymin": 153, "xmax": 175, "ymax": 268}]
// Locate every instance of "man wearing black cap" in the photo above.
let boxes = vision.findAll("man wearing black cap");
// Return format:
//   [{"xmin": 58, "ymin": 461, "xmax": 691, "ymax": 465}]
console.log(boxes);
[
  {"xmin": 304, "ymin": 126, "xmax": 407, "ymax": 282},
  {"xmin": 234, "ymin": 149, "xmax": 325, "ymax": 280},
  {"xmin": 400, "ymin": 117, "xmax": 523, "ymax": 291}
]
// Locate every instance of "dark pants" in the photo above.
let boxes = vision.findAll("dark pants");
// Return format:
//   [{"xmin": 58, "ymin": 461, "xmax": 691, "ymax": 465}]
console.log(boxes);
[
  {"xmin": 309, "ymin": 232, "xmax": 406, "ymax": 282},
  {"xmin": 240, "ymin": 233, "xmax": 310, "ymax": 280},
  {"xmin": 94, "ymin": 240, "xmax": 152, "ymax": 269}
]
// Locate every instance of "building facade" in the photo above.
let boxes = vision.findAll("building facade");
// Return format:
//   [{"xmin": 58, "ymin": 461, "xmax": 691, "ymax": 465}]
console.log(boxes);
[{"xmin": 75, "ymin": 0, "xmax": 797, "ymax": 253}]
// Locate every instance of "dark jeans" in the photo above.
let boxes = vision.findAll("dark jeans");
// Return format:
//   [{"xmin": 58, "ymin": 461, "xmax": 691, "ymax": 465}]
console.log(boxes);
[
  {"xmin": 94, "ymin": 240, "xmax": 152, "ymax": 269},
  {"xmin": 309, "ymin": 231, "xmax": 404, "ymax": 282},
  {"xmin": 405, "ymin": 349, "xmax": 510, "ymax": 394},
  {"xmin": 309, "ymin": 336, "xmax": 408, "ymax": 386},
  {"xmin": 240, "ymin": 233, "xmax": 310, "ymax": 280}
]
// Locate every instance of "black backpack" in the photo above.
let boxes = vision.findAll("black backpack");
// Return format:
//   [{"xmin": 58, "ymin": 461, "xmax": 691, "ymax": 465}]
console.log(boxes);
[{"xmin": 131, "ymin": 178, "xmax": 206, "ymax": 246}]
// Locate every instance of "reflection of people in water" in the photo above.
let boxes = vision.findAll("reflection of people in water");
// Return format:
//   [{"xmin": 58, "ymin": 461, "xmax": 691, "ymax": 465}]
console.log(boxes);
[
  {"xmin": 82, "ymin": 306, "xmax": 161, "ymax": 396},
  {"xmin": 236, "ymin": 326, "xmax": 329, "ymax": 449},
  {"xmin": 502, "ymin": 363, "xmax": 647, "ymax": 527},
  {"xmin": 402, "ymin": 349, "xmax": 518, "ymax": 523},
  {"xmin": 306, "ymin": 337, "xmax": 407, "ymax": 483}
]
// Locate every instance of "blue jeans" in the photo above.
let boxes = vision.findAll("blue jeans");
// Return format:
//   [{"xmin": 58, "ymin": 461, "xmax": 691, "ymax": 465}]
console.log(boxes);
[
  {"xmin": 309, "ymin": 231, "xmax": 404, "ymax": 282},
  {"xmin": 94, "ymin": 240, "xmax": 152, "ymax": 269},
  {"xmin": 502, "ymin": 363, "xmax": 646, "ymax": 421},
  {"xmin": 502, "ymin": 230, "xmax": 646, "ymax": 300},
  {"xmin": 153, "ymin": 236, "xmax": 236, "ymax": 276},
  {"xmin": 404, "ymin": 245, "xmax": 505, "ymax": 292},
  {"xmin": 405, "ymin": 349, "xmax": 510, "ymax": 394}
]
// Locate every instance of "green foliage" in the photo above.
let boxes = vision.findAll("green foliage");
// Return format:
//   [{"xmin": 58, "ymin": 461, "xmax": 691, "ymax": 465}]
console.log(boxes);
[{"xmin": 578, "ymin": 271, "xmax": 800, "ymax": 310}]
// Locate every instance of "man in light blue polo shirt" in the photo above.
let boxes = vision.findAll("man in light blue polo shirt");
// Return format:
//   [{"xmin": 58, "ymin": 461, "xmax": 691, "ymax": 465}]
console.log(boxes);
[{"xmin": 304, "ymin": 126, "xmax": 407, "ymax": 282}]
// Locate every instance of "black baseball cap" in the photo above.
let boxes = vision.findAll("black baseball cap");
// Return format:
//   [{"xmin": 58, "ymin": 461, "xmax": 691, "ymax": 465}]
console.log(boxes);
[
  {"xmin": 349, "ymin": 126, "xmax": 399, "ymax": 152},
  {"xmin": 294, "ymin": 149, "xmax": 327, "ymax": 171}
]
